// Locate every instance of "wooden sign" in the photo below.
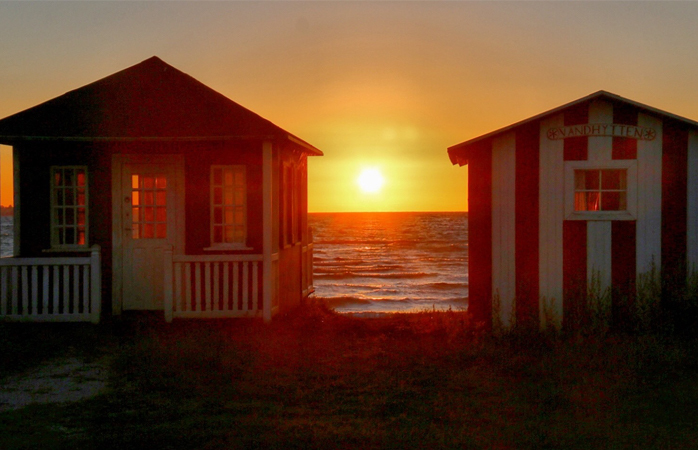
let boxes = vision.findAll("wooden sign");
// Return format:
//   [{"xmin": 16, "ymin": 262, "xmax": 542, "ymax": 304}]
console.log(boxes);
[{"xmin": 547, "ymin": 123, "xmax": 656, "ymax": 141}]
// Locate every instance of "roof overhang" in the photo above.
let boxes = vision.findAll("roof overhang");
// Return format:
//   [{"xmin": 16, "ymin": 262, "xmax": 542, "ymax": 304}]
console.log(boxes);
[{"xmin": 447, "ymin": 90, "xmax": 698, "ymax": 166}]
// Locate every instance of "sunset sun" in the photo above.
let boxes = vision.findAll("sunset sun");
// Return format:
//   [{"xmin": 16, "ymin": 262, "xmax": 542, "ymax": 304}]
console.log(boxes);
[{"xmin": 357, "ymin": 168, "xmax": 384, "ymax": 193}]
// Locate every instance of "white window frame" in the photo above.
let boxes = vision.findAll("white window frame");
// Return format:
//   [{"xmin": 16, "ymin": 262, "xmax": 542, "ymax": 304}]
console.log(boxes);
[
  {"xmin": 564, "ymin": 160, "xmax": 638, "ymax": 221},
  {"xmin": 206, "ymin": 165, "xmax": 251, "ymax": 251},
  {"xmin": 50, "ymin": 165, "xmax": 89, "ymax": 250}
]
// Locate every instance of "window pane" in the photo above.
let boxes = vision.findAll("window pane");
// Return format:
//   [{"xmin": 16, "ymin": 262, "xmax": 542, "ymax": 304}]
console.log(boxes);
[
  {"xmin": 601, "ymin": 192, "xmax": 621, "ymax": 211},
  {"xmin": 143, "ymin": 224, "xmax": 154, "ymax": 239},
  {"xmin": 77, "ymin": 189, "xmax": 86, "ymax": 206},
  {"xmin": 76, "ymin": 170, "xmax": 86, "ymax": 187},
  {"xmin": 210, "ymin": 166, "xmax": 245, "ymax": 245},
  {"xmin": 77, "ymin": 209, "xmax": 85, "ymax": 226},
  {"xmin": 54, "ymin": 171, "xmax": 63, "ymax": 187},
  {"xmin": 155, "ymin": 176, "xmax": 166, "ymax": 189},
  {"xmin": 56, "ymin": 189, "xmax": 64, "ymax": 206},
  {"xmin": 214, "ymin": 207, "xmax": 222, "ymax": 225},
  {"xmin": 143, "ymin": 176, "xmax": 154, "ymax": 189},
  {"xmin": 156, "ymin": 207, "xmax": 166, "ymax": 222},
  {"xmin": 585, "ymin": 170, "xmax": 600, "ymax": 190},
  {"xmin": 65, "ymin": 189, "xmax": 74, "ymax": 206},
  {"xmin": 132, "ymin": 191, "xmax": 139, "ymax": 206},
  {"xmin": 132, "ymin": 175, "xmax": 139, "ymax": 189},
  {"xmin": 132, "ymin": 207, "xmax": 140, "ymax": 222},
  {"xmin": 601, "ymin": 170, "xmax": 622, "ymax": 190},
  {"xmin": 66, "ymin": 208, "xmax": 75, "ymax": 225},
  {"xmin": 224, "ymin": 187, "xmax": 234, "ymax": 205},
  {"xmin": 587, "ymin": 192, "xmax": 600, "ymax": 211},
  {"xmin": 65, "ymin": 170, "xmax": 74, "ymax": 186},
  {"xmin": 65, "ymin": 230, "xmax": 75, "ymax": 245},
  {"xmin": 77, "ymin": 229, "xmax": 86, "ymax": 246},
  {"xmin": 156, "ymin": 223, "xmax": 167, "ymax": 239},
  {"xmin": 145, "ymin": 207, "xmax": 154, "ymax": 222},
  {"xmin": 575, "ymin": 192, "xmax": 587, "ymax": 211},
  {"xmin": 156, "ymin": 191, "xmax": 166, "ymax": 206},
  {"xmin": 144, "ymin": 191, "xmax": 154, "ymax": 206}
]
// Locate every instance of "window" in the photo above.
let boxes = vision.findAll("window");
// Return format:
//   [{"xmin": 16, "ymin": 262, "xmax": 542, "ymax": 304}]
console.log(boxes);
[
  {"xmin": 564, "ymin": 160, "xmax": 637, "ymax": 221},
  {"xmin": 51, "ymin": 166, "xmax": 88, "ymax": 249},
  {"xmin": 209, "ymin": 166, "xmax": 247, "ymax": 248},
  {"xmin": 281, "ymin": 162, "xmax": 300, "ymax": 247},
  {"xmin": 131, "ymin": 174, "xmax": 167, "ymax": 239},
  {"xmin": 574, "ymin": 169, "xmax": 627, "ymax": 211}
]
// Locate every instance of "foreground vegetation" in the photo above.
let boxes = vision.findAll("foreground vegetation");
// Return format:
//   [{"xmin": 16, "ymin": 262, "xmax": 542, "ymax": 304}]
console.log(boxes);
[{"xmin": 2, "ymin": 303, "xmax": 698, "ymax": 449}]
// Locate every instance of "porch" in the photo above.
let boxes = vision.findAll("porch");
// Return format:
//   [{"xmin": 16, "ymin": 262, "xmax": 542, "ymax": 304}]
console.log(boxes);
[
  {"xmin": 163, "ymin": 237, "xmax": 314, "ymax": 322},
  {"xmin": 0, "ymin": 245, "xmax": 101, "ymax": 323}
]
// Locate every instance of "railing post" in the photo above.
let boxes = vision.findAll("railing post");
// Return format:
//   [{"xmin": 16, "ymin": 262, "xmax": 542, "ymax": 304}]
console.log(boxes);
[
  {"xmin": 89, "ymin": 245, "xmax": 101, "ymax": 324},
  {"xmin": 164, "ymin": 246, "xmax": 174, "ymax": 323}
]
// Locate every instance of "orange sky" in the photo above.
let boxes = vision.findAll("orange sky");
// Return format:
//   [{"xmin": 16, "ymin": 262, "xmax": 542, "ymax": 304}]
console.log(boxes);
[{"xmin": 2, "ymin": 2, "xmax": 698, "ymax": 211}]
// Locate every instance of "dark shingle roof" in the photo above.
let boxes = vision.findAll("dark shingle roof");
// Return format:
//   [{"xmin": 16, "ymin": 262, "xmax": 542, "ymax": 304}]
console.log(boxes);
[{"xmin": 0, "ymin": 56, "xmax": 322, "ymax": 155}]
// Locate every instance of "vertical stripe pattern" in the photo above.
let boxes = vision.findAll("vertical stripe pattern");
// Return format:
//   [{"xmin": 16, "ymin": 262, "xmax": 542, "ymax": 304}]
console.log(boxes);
[
  {"xmin": 515, "ymin": 123, "xmax": 540, "ymax": 326},
  {"xmin": 636, "ymin": 113, "xmax": 663, "ymax": 276},
  {"xmin": 539, "ymin": 114, "xmax": 565, "ymax": 328},
  {"xmin": 492, "ymin": 132, "xmax": 516, "ymax": 327},
  {"xmin": 468, "ymin": 143, "xmax": 493, "ymax": 327}
]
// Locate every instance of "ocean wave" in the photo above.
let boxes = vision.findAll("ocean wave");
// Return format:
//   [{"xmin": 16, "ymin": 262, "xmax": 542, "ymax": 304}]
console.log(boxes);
[
  {"xmin": 314, "ymin": 271, "xmax": 435, "ymax": 280},
  {"xmin": 414, "ymin": 281, "xmax": 469, "ymax": 290}
]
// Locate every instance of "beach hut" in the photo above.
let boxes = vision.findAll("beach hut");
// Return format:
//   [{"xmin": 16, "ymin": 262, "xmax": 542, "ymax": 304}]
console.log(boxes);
[
  {"xmin": 0, "ymin": 56, "xmax": 321, "ymax": 323},
  {"xmin": 448, "ymin": 91, "xmax": 698, "ymax": 330}
]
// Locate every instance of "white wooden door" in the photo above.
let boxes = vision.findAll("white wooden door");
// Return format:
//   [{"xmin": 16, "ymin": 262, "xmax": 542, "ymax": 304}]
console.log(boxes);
[{"xmin": 121, "ymin": 163, "xmax": 177, "ymax": 310}]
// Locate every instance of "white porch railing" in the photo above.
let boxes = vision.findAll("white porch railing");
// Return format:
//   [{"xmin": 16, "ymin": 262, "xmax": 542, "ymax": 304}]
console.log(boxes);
[
  {"xmin": 164, "ymin": 251, "xmax": 266, "ymax": 322},
  {"xmin": 0, "ymin": 245, "xmax": 101, "ymax": 323}
]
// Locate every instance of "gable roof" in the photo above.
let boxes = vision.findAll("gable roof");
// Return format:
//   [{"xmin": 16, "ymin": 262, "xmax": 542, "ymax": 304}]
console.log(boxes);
[
  {"xmin": 0, "ymin": 56, "xmax": 322, "ymax": 155},
  {"xmin": 448, "ymin": 90, "xmax": 698, "ymax": 166}
]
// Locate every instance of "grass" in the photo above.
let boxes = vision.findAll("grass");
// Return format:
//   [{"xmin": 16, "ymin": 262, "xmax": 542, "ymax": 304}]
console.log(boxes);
[{"xmin": 2, "ymin": 302, "xmax": 698, "ymax": 449}]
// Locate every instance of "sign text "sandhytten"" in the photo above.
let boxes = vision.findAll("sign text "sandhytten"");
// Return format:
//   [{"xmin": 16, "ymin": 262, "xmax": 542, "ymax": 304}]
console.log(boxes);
[{"xmin": 547, "ymin": 123, "xmax": 656, "ymax": 141}]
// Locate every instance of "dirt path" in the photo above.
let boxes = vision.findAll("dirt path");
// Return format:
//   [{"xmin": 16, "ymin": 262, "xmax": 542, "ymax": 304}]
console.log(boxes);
[{"xmin": 0, "ymin": 357, "xmax": 109, "ymax": 412}]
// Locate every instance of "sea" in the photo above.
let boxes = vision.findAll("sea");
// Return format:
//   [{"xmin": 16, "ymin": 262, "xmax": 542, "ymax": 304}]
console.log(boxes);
[
  {"xmin": 309, "ymin": 212, "xmax": 468, "ymax": 314},
  {"xmin": 0, "ymin": 213, "xmax": 470, "ymax": 314},
  {"xmin": 1, "ymin": 216, "xmax": 11, "ymax": 258}
]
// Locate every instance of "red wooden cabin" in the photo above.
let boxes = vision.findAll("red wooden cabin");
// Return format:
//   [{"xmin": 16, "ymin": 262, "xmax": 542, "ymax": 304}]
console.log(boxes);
[
  {"xmin": 0, "ymin": 57, "xmax": 321, "ymax": 322},
  {"xmin": 449, "ymin": 91, "xmax": 698, "ymax": 330}
]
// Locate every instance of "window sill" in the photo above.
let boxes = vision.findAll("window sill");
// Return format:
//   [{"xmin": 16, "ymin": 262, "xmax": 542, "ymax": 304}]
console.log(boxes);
[
  {"xmin": 565, "ymin": 211, "xmax": 636, "ymax": 221},
  {"xmin": 204, "ymin": 244, "xmax": 254, "ymax": 252}
]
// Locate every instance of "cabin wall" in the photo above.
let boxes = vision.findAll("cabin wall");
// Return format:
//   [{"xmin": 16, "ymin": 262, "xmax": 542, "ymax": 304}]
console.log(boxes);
[
  {"xmin": 276, "ymin": 146, "xmax": 308, "ymax": 312},
  {"xmin": 181, "ymin": 141, "xmax": 264, "ymax": 254},
  {"xmin": 475, "ymin": 100, "xmax": 698, "ymax": 330},
  {"xmin": 14, "ymin": 142, "xmax": 114, "ymax": 311},
  {"xmin": 466, "ymin": 141, "xmax": 493, "ymax": 327}
]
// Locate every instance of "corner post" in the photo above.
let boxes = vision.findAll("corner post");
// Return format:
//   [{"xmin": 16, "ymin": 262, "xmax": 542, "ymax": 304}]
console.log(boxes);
[
  {"xmin": 164, "ymin": 246, "xmax": 173, "ymax": 323},
  {"xmin": 263, "ymin": 141, "xmax": 273, "ymax": 323},
  {"xmin": 90, "ymin": 245, "xmax": 101, "ymax": 324}
]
